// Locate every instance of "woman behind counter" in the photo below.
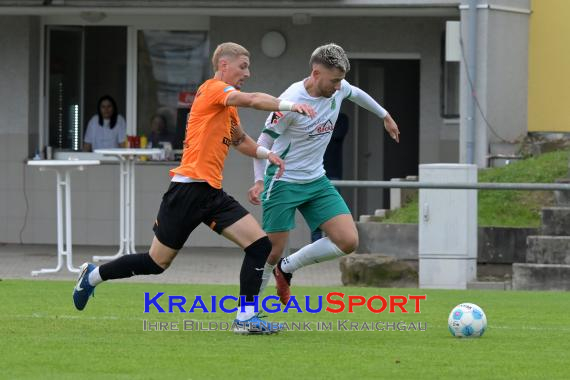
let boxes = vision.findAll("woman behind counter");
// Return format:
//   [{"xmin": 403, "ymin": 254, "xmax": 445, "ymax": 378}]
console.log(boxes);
[{"xmin": 83, "ymin": 95, "xmax": 127, "ymax": 152}]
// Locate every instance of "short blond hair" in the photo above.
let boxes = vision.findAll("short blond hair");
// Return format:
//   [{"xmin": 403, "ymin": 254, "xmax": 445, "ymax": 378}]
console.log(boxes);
[{"xmin": 212, "ymin": 42, "xmax": 250, "ymax": 72}]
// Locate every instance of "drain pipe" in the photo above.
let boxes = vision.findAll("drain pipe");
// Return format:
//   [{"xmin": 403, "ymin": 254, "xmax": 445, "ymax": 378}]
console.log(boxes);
[{"xmin": 465, "ymin": 0, "xmax": 478, "ymax": 164}]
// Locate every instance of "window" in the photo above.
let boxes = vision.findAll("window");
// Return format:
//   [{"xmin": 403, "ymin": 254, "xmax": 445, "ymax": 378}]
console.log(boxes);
[
  {"xmin": 441, "ymin": 21, "xmax": 460, "ymax": 119},
  {"xmin": 442, "ymin": 60, "xmax": 460, "ymax": 118},
  {"xmin": 47, "ymin": 27, "xmax": 83, "ymax": 150},
  {"xmin": 46, "ymin": 26, "xmax": 127, "ymax": 151},
  {"xmin": 137, "ymin": 30, "xmax": 209, "ymax": 149},
  {"xmin": 45, "ymin": 24, "xmax": 208, "ymax": 151}
]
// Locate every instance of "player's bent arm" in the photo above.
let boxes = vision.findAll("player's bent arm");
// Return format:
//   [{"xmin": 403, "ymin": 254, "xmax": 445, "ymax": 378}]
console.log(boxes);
[
  {"xmin": 233, "ymin": 133, "xmax": 261, "ymax": 158},
  {"xmin": 348, "ymin": 85, "xmax": 388, "ymax": 119},
  {"xmin": 253, "ymin": 132, "xmax": 275, "ymax": 182},
  {"xmin": 229, "ymin": 121, "xmax": 257, "ymax": 158},
  {"xmin": 231, "ymin": 122, "xmax": 278, "ymax": 160}
]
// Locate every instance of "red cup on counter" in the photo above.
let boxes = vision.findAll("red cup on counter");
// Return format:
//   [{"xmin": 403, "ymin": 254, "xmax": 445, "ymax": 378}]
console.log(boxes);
[{"xmin": 127, "ymin": 135, "xmax": 141, "ymax": 148}]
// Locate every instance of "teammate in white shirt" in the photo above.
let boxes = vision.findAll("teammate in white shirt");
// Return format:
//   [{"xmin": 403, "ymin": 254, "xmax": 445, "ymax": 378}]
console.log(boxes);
[{"xmin": 248, "ymin": 43, "xmax": 400, "ymax": 304}]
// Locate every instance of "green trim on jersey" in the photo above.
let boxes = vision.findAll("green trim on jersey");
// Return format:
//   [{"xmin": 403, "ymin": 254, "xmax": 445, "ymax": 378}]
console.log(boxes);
[
  {"xmin": 262, "ymin": 128, "xmax": 280, "ymax": 139},
  {"xmin": 266, "ymin": 142, "xmax": 291, "ymax": 178}
]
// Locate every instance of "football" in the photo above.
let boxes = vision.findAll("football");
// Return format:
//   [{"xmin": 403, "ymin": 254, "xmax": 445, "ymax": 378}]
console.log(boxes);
[{"xmin": 448, "ymin": 303, "xmax": 487, "ymax": 338}]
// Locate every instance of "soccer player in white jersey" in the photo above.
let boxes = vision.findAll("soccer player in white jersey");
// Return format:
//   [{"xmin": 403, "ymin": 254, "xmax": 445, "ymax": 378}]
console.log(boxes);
[{"xmin": 248, "ymin": 43, "xmax": 400, "ymax": 304}]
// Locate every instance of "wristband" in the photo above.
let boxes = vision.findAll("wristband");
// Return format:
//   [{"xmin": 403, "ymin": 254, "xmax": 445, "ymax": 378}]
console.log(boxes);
[
  {"xmin": 256, "ymin": 146, "xmax": 271, "ymax": 159},
  {"xmin": 278, "ymin": 100, "xmax": 294, "ymax": 111}
]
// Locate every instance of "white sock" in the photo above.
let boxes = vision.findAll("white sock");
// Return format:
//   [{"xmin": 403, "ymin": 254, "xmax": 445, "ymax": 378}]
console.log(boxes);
[
  {"xmin": 88, "ymin": 267, "xmax": 103, "ymax": 286},
  {"xmin": 258, "ymin": 262, "xmax": 276, "ymax": 297},
  {"xmin": 281, "ymin": 237, "xmax": 346, "ymax": 274},
  {"xmin": 236, "ymin": 305, "xmax": 257, "ymax": 321}
]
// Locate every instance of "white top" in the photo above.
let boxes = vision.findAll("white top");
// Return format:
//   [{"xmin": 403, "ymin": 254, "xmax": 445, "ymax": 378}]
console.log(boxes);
[
  {"xmin": 261, "ymin": 79, "xmax": 353, "ymax": 182},
  {"xmin": 95, "ymin": 148, "xmax": 162, "ymax": 156},
  {"xmin": 258, "ymin": 79, "xmax": 388, "ymax": 183},
  {"xmin": 28, "ymin": 160, "xmax": 101, "ymax": 167},
  {"xmin": 84, "ymin": 115, "xmax": 127, "ymax": 150}
]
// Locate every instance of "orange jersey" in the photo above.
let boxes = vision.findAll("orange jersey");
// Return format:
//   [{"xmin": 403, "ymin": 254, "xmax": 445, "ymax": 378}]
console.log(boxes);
[{"xmin": 170, "ymin": 79, "xmax": 240, "ymax": 189}]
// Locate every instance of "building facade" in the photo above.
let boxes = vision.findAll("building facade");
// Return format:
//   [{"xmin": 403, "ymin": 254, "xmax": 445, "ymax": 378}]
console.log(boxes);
[{"xmin": 0, "ymin": 0, "xmax": 532, "ymax": 247}]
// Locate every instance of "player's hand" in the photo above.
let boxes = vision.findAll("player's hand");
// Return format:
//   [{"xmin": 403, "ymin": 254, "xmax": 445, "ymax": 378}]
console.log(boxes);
[
  {"xmin": 384, "ymin": 114, "xmax": 400, "ymax": 143},
  {"xmin": 268, "ymin": 152, "xmax": 285, "ymax": 179},
  {"xmin": 292, "ymin": 103, "xmax": 316, "ymax": 118},
  {"xmin": 248, "ymin": 181, "xmax": 264, "ymax": 205}
]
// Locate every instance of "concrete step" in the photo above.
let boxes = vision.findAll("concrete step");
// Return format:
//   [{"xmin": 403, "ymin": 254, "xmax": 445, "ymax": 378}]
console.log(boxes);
[
  {"xmin": 512, "ymin": 263, "xmax": 570, "ymax": 290},
  {"xmin": 339, "ymin": 254, "xmax": 418, "ymax": 288},
  {"xmin": 358, "ymin": 215, "xmax": 385, "ymax": 223},
  {"xmin": 466, "ymin": 281, "xmax": 510, "ymax": 290},
  {"xmin": 526, "ymin": 236, "xmax": 570, "ymax": 264},
  {"xmin": 540, "ymin": 207, "xmax": 570, "ymax": 236}
]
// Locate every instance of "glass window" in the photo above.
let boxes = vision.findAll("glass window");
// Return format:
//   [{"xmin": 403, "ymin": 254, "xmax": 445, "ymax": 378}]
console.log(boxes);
[
  {"xmin": 47, "ymin": 27, "xmax": 83, "ymax": 150},
  {"xmin": 443, "ymin": 61, "xmax": 460, "ymax": 118},
  {"xmin": 441, "ymin": 30, "xmax": 460, "ymax": 118},
  {"xmin": 137, "ymin": 30, "xmax": 209, "ymax": 149},
  {"xmin": 47, "ymin": 26, "xmax": 127, "ymax": 151}
]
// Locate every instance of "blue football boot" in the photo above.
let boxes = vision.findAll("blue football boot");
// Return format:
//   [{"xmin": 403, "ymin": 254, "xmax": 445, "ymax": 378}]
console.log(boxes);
[{"xmin": 73, "ymin": 263, "xmax": 96, "ymax": 311}]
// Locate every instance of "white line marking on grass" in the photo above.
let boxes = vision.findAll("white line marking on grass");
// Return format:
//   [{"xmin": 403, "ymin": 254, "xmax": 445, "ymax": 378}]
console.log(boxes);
[
  {"xmin": 433, "ymin": 323, "xmax": 570, "ymax": 332},
  {"xmin": 491, "ymin": 325, "xmax": 570, "ymax": 332}
]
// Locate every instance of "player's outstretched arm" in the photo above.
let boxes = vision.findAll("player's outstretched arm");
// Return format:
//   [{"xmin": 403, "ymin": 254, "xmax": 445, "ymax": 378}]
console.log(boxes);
[
  {"xmin": 383, "ymin": 113, "xmax": 400, "ymax": 143},
  {"xmin": 226, "ymin": 91, "xmax": 315, "ymax": 118},
  {"xmin": 348, "ymin": 84, "xmax": 400, "ymax": 142}
]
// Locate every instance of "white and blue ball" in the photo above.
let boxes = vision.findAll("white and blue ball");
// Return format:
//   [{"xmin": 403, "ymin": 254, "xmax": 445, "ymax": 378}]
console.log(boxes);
[{"xmin": 448, "ymin": 303, "xmax": 487, "ymax": 338}]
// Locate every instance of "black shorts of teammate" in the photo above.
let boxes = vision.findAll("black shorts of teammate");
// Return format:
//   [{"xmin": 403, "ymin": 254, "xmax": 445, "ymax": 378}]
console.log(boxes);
[{"xmin": 153, "ymin": 182, "xmax": 249, "ymax": 250}]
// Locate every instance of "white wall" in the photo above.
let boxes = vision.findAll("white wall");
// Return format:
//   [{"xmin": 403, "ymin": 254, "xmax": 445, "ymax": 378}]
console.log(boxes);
[
  {"xmin": 0, "ymin": 16, "xmax": 39, "ymax": 243},
  {"xmin": 458, "ymin": 0, "xmax": 530, "ymax": 166}
]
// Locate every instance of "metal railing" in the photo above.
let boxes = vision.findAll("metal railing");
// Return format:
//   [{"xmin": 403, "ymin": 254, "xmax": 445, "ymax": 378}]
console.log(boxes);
[{"xmin": 330, "ymin": 180, "xmax": 570, "ymax": 191}]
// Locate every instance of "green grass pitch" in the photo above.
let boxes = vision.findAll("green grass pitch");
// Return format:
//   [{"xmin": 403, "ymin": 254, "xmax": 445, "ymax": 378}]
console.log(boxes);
[{"xmin": 1, "ymin": 280, "xmax": 569, "ymax": 379}]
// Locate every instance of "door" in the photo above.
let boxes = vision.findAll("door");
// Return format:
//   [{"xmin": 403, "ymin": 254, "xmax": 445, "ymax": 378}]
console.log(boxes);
[{"xmin": 342, "ymin": 59, "xmax": 420, "ymax": 218}]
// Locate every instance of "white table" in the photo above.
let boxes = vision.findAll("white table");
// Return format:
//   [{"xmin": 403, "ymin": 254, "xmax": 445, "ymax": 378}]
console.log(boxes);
[
  {"xmin": 93, "ymin": 148, "xmax": 162, "ymax": 261},
  {"xmin": 27, "ymin": 159, "xmax": 101, "ymax": 276}
]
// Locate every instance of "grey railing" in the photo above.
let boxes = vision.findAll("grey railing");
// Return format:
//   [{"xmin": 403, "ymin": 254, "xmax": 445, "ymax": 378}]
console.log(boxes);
[{"xmin": 330, "ymin": 180, "xmax": 570, "ymax": 191}]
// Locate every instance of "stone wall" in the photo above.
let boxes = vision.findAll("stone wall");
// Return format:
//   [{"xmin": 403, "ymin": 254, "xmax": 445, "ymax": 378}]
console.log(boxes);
[{"xmin": 356, "ymin": 222, "xmax": 537, "ymax": 264}]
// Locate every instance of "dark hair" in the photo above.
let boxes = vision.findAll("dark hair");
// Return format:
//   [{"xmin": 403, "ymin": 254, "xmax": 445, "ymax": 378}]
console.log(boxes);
[
  {"xmin": 97, "ymin": 95, "xmax": 119, "ymax": 129},
  {"xmin": 151, "ymin": 114, "xmax": 168, "ymax": 128}
]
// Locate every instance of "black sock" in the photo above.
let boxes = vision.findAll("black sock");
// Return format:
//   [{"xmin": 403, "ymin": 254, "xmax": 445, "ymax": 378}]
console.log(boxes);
[
  {"xmin": 240, "ymin": 236, "xmax": 272, "ymax": 303},
  {"xmin": 99, "ymin": 253, "xmax": 164, "ymax": 281}
]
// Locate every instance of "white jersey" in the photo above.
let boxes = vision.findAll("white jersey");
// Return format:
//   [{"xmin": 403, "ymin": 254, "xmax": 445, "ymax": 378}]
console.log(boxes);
[{"xmin": 262, "ymin": 79, "xmax": 353, "ymax": 182}]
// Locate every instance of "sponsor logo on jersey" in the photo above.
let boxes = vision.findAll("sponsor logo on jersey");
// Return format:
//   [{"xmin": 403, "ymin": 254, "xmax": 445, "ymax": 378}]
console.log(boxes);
[
  {"xmin": 223, "ymin": 86, "xmax": 236, "ymax": 93},
  {"xmin": 270, "ymin": 112, "xmax": 284, "ymax": 124},
  {"xmin": 308, "ymin": 120, "xmax": 334, "ymax": 138}
]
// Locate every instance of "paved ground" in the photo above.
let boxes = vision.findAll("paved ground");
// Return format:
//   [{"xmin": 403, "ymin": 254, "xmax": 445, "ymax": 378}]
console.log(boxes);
[{"xmin": 0, "ymin": 243, "xmax": 342, "ymax": 286}]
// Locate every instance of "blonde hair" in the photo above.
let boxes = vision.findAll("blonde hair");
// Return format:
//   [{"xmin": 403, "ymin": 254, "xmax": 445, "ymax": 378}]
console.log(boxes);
[
  {"xmin": 309, "ymin": 43, "xmax": 350, "ymax": 73},
  {"xmin": 212, "ymin": 42, "xmax": 250, "ymax": 72}
]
